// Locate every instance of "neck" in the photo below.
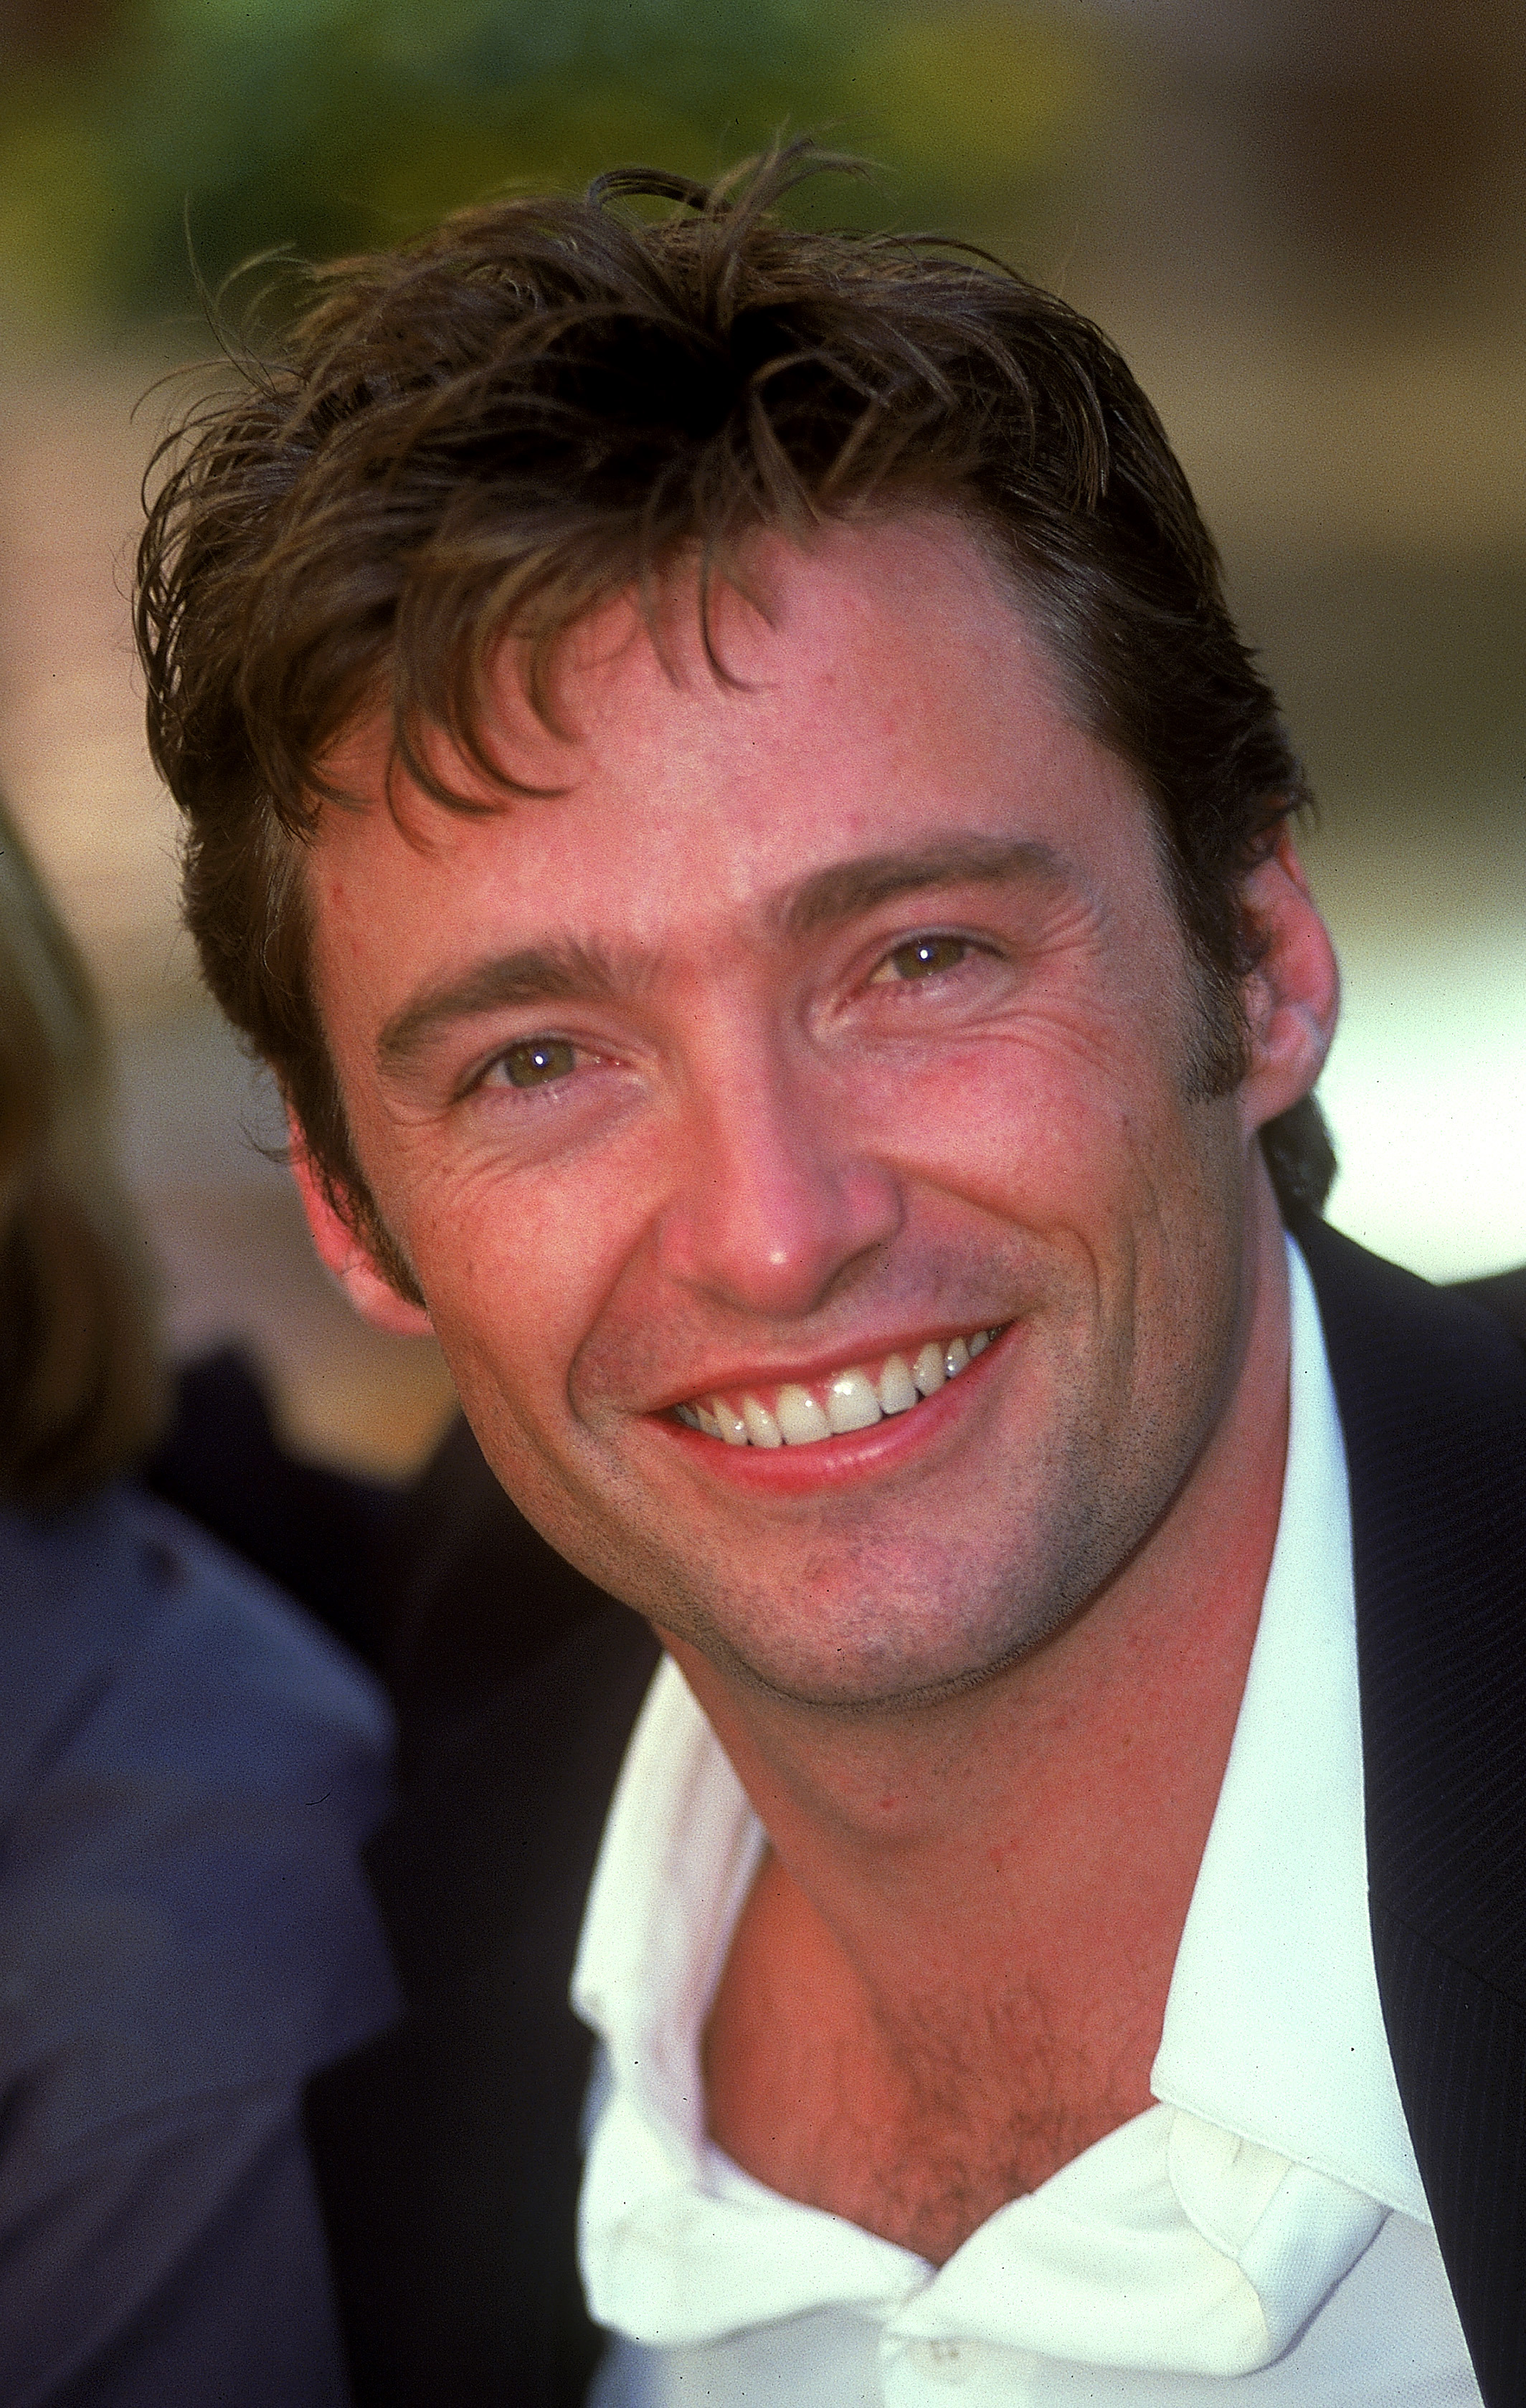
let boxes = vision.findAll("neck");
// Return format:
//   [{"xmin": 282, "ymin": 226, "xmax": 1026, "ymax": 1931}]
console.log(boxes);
[{"xmin": 669, "ymin": 1175, "xmax": 1294, "ymax": 2237}]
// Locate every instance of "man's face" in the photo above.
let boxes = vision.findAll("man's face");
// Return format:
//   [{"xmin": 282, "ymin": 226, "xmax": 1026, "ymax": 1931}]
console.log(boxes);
[{"xmin": 308, "ymin": 515, "xmax": 1268, "ymax": 1707}]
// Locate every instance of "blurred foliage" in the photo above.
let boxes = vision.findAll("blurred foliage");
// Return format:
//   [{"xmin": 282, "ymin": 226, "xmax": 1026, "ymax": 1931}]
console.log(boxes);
[{"xmin": 0, "ymin": 0, "xmax": 1103, "ymax": 337}]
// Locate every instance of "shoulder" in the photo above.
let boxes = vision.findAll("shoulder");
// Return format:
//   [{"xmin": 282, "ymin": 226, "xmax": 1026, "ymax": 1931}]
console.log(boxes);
[
  {"xmin": 1293, "ymin": 1213, "xmax": 1526, "ymax": 1446},
  {"xmin": 1292, "ymin": 1212, "xmax": 1526, "ymax": 1657},
  {"xmin": 0, "ymin": 1481, "xmax": 393, "ymax": 1819},
  {"xmin": 305, "ymin": 1559, "xmax": 655, "ymax": 2408},
  {"xmin": 0, "ymin": 1484, "xmax": 397, "ymax": 2405},
  {"xmin": 0, "ymin": 1482, "xmax": 400, "ymax": 2144},
  {"xmin": 1294, "ymin": 1215, "xmax": 1526, "ymax": 1981},
  {"xmin": 322, "ymin": 1412, "xmax": 659, "ymax": 2074},
  {"xmin": 1290, "ymin": 1215, "xmax": 1526, "ymax": 1686},
  {"xmin": 1451, "ymin": 1262, "xmax": 1526, "ymax": 1349},
  {"xmin": 1294, "ymin": 1229, "xmax": 1526, "ymax": 2404}
]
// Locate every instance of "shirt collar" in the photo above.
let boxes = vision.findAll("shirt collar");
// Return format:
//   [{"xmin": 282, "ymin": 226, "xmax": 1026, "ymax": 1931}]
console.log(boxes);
[
  {"xmin": 573, "ymin": 1648, "xmax": 764, "ymax": 2164},
  {"xmin": 1150, "ymin": 1234, "xmax": 1428, "ymax": 2224}
]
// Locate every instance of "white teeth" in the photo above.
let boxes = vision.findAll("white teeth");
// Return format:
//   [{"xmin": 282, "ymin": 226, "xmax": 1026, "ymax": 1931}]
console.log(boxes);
[
  {"xmin": 741, "ymin": 1395, "xmax": 783, "ymax": 1448},
  {"xmin": 775, "ymin": 1384, "xmax": 832, "ymax": 1445},
  {"xmin": 913, "ymin": 1341, "xmax": 946, "ymax": 1396},
  {"xmin": 825, "ymin": 1366, "xmax": 882, "ymax": 1434},
  {"xmin": 877, "ymin": 1353, "xmax": 918, "ymax": 1414},
  {"xmin": 711, "ymin": 1396, "xmax": 749, "ymax": 1446},
  {"xmin": 678, "ymin": 1326, "xmax": 1004, "ymax": 1445}
]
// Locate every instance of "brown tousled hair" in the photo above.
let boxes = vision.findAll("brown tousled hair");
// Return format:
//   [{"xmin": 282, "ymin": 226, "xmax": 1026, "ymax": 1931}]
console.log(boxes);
[
  {"xmin": 0, "ymin": 804, "xmax": 166, "ymax": 1506},
  {"xmin": 136, "ymin": 145, "xmax": 1334, "ymax": 1300}
]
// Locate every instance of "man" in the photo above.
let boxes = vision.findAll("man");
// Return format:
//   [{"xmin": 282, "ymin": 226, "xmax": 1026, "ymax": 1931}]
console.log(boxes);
[{"xmin": 136, "ymin": 152, "xmax": 1525, "ymax": 2406}]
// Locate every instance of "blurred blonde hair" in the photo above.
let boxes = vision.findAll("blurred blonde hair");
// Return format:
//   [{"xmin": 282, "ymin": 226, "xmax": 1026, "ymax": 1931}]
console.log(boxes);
[{"xmin": 0, "ymin": 801, "xmax": 165, "ymax": 1506}]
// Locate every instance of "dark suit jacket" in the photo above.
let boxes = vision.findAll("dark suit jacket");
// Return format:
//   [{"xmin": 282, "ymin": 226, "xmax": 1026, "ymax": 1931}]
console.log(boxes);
[{"xmin": 305, "ymin": 1219, "xmax": 1526, "ymax": 2408}]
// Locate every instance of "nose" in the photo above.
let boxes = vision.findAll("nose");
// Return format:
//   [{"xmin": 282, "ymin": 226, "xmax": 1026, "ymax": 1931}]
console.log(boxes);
[{"xmin": 654, "ymin": 1042, "xmax": 902, "ymax": 1323}]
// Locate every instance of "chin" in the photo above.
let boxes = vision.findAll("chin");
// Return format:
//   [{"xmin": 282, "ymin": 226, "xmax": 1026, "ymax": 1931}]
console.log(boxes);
[{"xmin": 648, "ymin": 1547, "xmax": 1079, "ymax": 1715}]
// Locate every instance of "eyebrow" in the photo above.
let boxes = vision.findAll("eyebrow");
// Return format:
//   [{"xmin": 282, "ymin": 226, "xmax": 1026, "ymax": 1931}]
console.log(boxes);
[
  {"xmin": 774, "ymin": 837, "xmax": 1067, "ymax": 940},
  {"xmin": 376, "ymin": 939, "xmax": 635, "ymax": 1074},
  {"xmin": 375, "ymin": 834, "xmax": 1068, "ymax": 1077}
]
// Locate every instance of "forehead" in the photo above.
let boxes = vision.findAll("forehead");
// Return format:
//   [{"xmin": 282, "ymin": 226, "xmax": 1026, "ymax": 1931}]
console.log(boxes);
[{"xmin": 311, "ymin": 513, "xmax": 1156, "ymax": 982}]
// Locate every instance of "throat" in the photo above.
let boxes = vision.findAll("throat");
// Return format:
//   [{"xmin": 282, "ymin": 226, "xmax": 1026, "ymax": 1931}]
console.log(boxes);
[
  {"xmin": 701, "ymin": 1847, "xmax": 1162, "ymax": 2263},
  {"xmin": 683, "ymin": 1416, "xmax": 1276, "ymax": 2263}
]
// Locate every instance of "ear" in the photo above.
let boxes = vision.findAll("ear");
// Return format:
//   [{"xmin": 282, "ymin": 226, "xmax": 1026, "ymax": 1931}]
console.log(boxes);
[
  {"xmin": 288, "ymin": 1120, "xmax": 435, "ymax": 1339},
  {"xmin": 1236, "ymin": 828, "xmax": 1341, "ymax": 1136}
]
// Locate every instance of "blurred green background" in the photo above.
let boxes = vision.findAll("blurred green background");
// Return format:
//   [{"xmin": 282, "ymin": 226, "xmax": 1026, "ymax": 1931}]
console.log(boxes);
[
  {"xmin": 0, "ymin": 0, "xmax": 1521, "ymax": 1468},
  {"xmin": 0, "ymin": 0, "xmax": 1098, "ymax": 332}
]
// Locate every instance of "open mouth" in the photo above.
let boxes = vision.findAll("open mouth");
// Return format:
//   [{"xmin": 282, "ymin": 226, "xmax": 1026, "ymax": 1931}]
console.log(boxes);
[{"xmin": 673, "ymin": 1323, "xmax": 1010, "ymax": 1450}]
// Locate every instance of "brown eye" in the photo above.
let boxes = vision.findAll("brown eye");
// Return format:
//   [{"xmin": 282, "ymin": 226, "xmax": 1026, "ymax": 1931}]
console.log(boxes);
[
  {"xmin": 881, "ymin": 936, "xmax": 969, "ymax": 981},
  {"xmin": 498, "ymin": 1037, "xmax": 577, "ymax": 1088}
]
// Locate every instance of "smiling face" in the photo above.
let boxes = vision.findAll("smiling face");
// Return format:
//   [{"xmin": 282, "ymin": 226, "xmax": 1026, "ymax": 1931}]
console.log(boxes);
[{"xmin": 303, "ymin": 513, "xmax": 1324, "ymax": 1708}]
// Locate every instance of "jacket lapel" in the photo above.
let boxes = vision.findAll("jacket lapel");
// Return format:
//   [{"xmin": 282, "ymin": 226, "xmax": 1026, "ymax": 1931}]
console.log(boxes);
[{"xmin": 1297, "ymin": 1214, "xmax": 1526, "ymax": 2408}]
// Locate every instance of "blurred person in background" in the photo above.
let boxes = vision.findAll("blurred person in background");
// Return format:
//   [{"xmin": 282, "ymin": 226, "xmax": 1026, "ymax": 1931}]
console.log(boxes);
[
  {"xmin": 0, "ymin": 796, "xmax": 399, "ymax": 2404},
  {"xmin": 138, "ymin": 151, "xmax": 1525, "ymax": 2408}
]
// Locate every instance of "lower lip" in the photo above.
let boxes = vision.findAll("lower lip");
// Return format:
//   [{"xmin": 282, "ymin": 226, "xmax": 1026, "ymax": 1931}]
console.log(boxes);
[{"xmin": 650, "ymin": 1328, "xmax": 1013, "ymax": 1494}]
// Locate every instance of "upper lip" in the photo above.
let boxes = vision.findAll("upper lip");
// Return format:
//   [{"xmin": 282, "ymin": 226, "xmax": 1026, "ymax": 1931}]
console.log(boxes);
[{"xmin": 650, "ymin": 1316, "xmax": 1008, "ymax": 1412}]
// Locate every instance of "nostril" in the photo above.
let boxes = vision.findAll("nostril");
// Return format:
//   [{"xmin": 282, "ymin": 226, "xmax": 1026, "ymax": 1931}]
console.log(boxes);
[{"xmin": 655, "ymin": 1093, "xmax": 905, "ymax": 1325}]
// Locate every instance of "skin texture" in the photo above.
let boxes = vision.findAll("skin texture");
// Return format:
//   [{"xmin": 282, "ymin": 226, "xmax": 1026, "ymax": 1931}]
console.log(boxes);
[{"xmin": 295, "ymin": 513, "xmax": 1340, "ymax": 2258}]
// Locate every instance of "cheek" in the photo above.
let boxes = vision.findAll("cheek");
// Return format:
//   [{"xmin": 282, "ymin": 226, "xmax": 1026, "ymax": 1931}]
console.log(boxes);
[
  {"xmin": 856, "ymin": 1023, "xmax": 1193, "ymax": 1232},
  {"xmin": 399, "ymin": 1151, "xmax": 650, "ymax": 1419}
]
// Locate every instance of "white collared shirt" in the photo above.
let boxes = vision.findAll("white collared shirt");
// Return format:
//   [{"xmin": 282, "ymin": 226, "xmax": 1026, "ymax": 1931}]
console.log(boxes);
[{"xmin": 572, "ymin": 1239, "xmax": 1482, "ymax": 2404}]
